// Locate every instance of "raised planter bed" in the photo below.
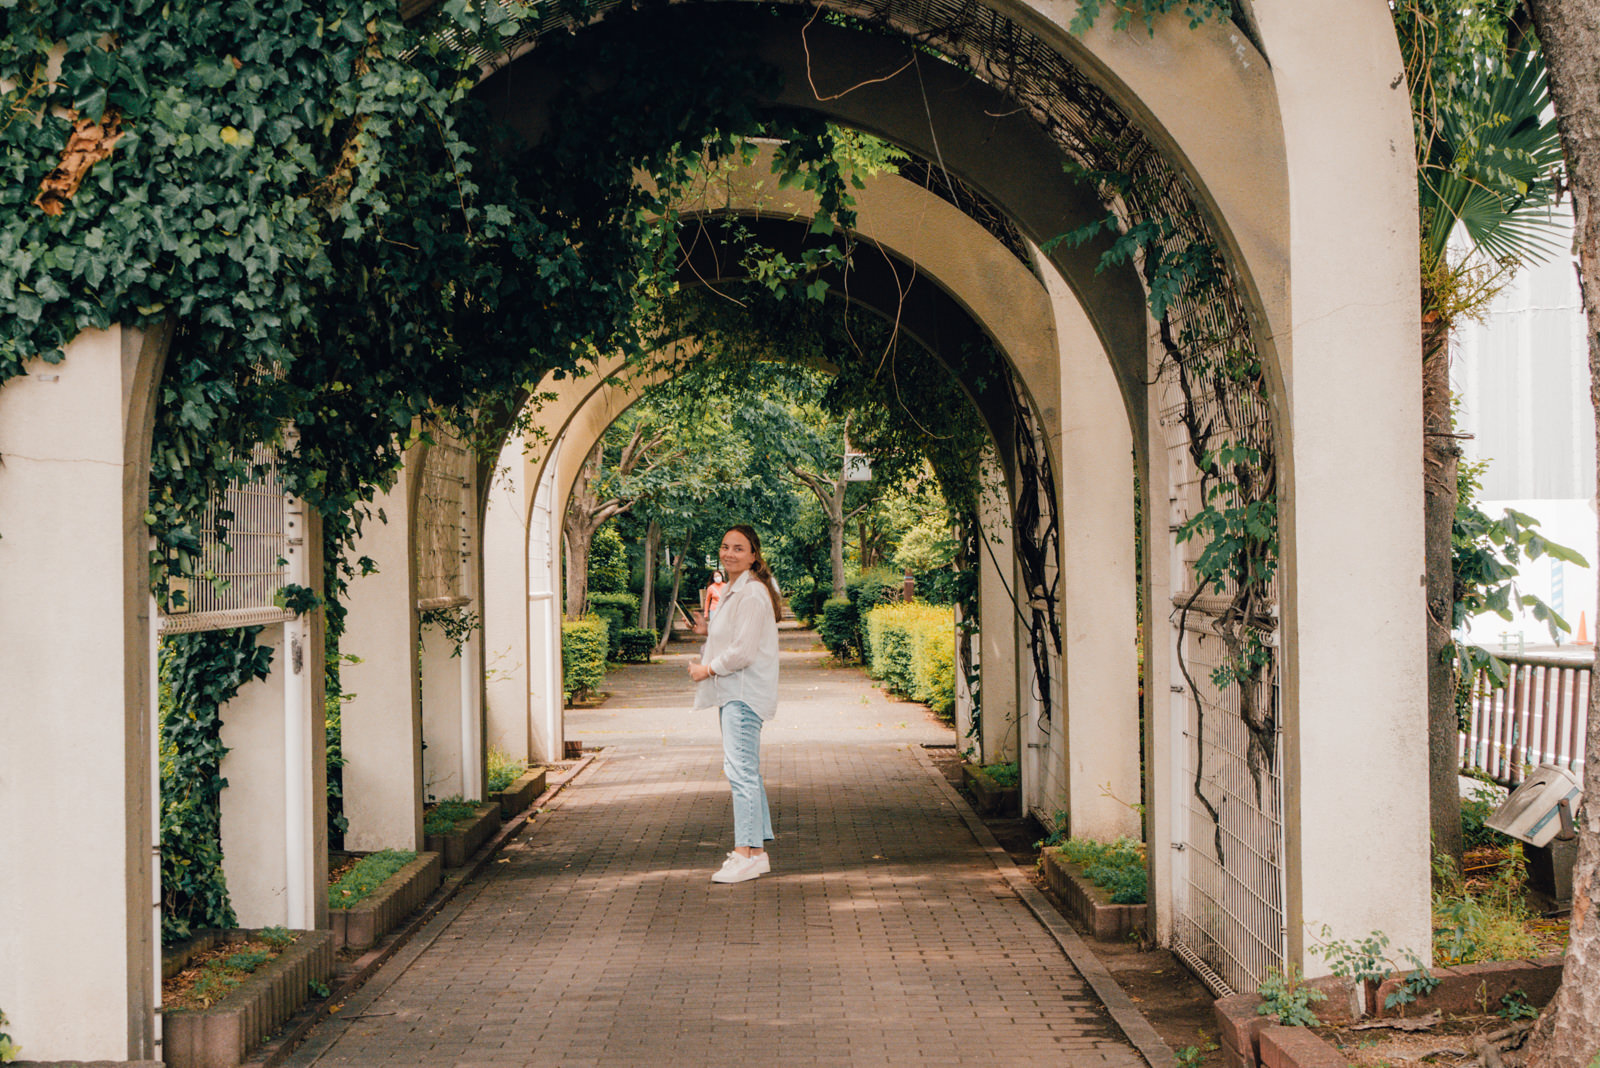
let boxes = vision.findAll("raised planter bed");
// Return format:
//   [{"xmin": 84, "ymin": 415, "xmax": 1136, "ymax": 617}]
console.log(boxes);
[
  {"xmin": 163, "ymin": 929, "xmax": 224, "ymax": 980},
  {"xmin": 423, "ymin": 802, "xmax": 501, "ymax": 868},
  {"xmin": 961, "ymin": 763, "xmax": 1019, "ymax": 817},
  {"xmin": 1039, "ymin": 848, "xmax": 1147, "ymax": 941},
  {"xmin": 492, "ymin": 767, "xmax": 548, "ymax": 818},
  {"xmin": 328, "ymin": 851, "xmax": 442, "ymax": 953},
  {"xmin": 162, "ymin": 929, "xmax": 333, "ymax": 1068},
  {"xmin": 1214, "ymin": 958, "xmax": 1564, "ymax": 1068}
]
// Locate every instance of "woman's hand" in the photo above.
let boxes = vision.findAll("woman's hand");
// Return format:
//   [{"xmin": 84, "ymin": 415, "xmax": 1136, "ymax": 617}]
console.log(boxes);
[{"xmin": 687, "ymin": 661, "xmax": 714, "ymax": 682}]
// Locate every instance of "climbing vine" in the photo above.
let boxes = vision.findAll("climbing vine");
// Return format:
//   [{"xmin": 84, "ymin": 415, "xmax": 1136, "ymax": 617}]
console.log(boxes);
[
  {"xmin": 2, "ymin": 0, "xmax": 872, "ymax": 949},
  {"xmin": 1, "ymin": 1, "xmax": 858, "ymax": 598},
  {"xmin": 158, "ymin": 627, "xmax": 274, "ymax": 944},
  {"xmin": 1054, "ymin": 159, "xmax": 1278, "ymax": 862}
]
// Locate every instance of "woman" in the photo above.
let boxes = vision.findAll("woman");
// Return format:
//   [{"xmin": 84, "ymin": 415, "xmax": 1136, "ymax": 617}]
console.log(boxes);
[
  {"xmin": 700, "ymin": 569, "xmax": 728, "ymax": 621},
  {"xmin": 687, "ymin": 525, "xmax": 783, "ymax": 883}
]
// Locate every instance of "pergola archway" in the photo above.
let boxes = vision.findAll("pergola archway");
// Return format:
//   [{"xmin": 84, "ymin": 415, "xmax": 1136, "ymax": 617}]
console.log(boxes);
[{"xmin": 0, "ymin": 3, "xmax": 1423, "ymax": 1059}]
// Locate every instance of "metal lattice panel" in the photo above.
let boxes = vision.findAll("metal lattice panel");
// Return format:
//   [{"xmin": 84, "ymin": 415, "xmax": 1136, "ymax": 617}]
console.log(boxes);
[
  {"xmin": 1171, "ymin": 619, "xmax": 1286, "ymax": 996},
  {"xmin": 160, "ymin": 445, "xmax": 294, "ymax": 635},
  {"xmin": 416, "ymin": 433, "xmax": 474, "ymax": 610}
]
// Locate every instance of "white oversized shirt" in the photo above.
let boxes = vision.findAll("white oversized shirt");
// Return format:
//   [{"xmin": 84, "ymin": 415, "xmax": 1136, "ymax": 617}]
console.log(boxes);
[{"xmin": 694, "ymin": 569, "xmax": 780, "ymax": 720}]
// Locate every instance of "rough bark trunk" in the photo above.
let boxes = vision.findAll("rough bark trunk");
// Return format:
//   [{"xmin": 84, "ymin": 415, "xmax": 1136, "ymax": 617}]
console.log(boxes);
[
  {"xmin": 655, "ymin": 529, "xmax": 693, "ymax": 653},
  {"xmin": 639, "ymin": 519, "xmax": 660, "ymax": 629},
  {"xmin": 828, "ymin": 502, "xmax": 847, "ymax": 598},
  {"xmin": 562, "ymin": 514, "xmax": 592, "ymax": 621},
  {"xmin": 1519, "ymin": 4, "xmax": 1600, "ymax": 1065},
  {"xmin": 1424, "ymin": 303, "xmax": 1466, "ymax": 867},
  {"xmin": 561, "ymin": 442, "xmax": 629, "ymax": 619}
]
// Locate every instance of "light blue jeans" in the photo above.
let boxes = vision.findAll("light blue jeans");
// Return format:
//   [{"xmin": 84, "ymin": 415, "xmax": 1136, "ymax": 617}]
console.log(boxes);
[{"xmin": 720, "ymin": 700, "xmax": 773, "ymax": 848}]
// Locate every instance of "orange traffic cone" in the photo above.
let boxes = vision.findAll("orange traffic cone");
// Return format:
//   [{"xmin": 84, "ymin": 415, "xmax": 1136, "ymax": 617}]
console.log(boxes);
[{"xmin": 1577, "ymin": 611, "xmax": 1592, "ymax": 646}]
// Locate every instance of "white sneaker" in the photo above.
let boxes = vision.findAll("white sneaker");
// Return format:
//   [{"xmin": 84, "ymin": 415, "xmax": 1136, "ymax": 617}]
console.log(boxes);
[
  {"xmin": 726, "ymin": 850, "xmax": 771, "ymax": 875},
  {"xmin": 712, "ymin": 852, "xmax": 768, "ymax": 883}
]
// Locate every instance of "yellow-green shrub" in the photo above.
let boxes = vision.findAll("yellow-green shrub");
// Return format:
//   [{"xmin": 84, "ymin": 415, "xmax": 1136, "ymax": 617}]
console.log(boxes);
[
  {"xmin": 561, "ymin": 616, "xmax": 609, "ymax": 700},
  {"xmin": 863, "ymin": 602, "xmax": 955, "ymax": 718}
]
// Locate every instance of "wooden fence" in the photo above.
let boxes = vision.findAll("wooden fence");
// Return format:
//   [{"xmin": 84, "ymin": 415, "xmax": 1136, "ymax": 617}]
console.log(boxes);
[{"xmin": 1459, "ymin": 652, "xmax": 1590, "ymax": 787}]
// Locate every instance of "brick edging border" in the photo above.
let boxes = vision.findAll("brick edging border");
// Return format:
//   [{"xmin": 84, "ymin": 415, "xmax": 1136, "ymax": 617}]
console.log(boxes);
[
  {"xmin": 1213, "ymin": 957, "xmax": 1565, "ymax": 1068},
  {"xmin": 909, "ymin": 745, "xmax": 1173, "ymax": 1068},
  {"xmin": 249, "ymin": 752, "xmax": 602, "ymax": 1067},
  {"xmin": 1039, "ymin": 848, "xmax": 1149, "ymax": 941}
]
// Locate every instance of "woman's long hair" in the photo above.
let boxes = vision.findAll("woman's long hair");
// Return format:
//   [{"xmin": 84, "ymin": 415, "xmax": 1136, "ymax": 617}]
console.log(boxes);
[{"xmin": 727, "ymin": 524, "xmax": 784, "ymax": 623}]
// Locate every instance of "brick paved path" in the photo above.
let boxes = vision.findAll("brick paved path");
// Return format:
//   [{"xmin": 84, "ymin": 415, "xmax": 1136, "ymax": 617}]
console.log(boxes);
[{"xmin": 290, "ymin": 633, "xmax": 1148, "ymax": 1067}]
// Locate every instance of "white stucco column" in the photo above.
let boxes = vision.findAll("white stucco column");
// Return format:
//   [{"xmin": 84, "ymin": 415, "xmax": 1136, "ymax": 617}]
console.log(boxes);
[
  {"xmin": 1256, "ymin": 0, "xmax": 1431, "ymax": 970},
  {"xmin": 0, "ymin": 326, "xmax": 163, "ymax": 1060},
  {"xmin": 953, "ymin": 599, "xmax": 976, "ymax": 749},
  {"xmin": 341, "ymin": 472, "xmax": 425, "ymax": 851},
  {"xmin": 483, "ymin": 444, "xmax": 532, "ymax": 761},
  {"xmin": 526, "ymin": 440, "xmax": 564, "ymax": 764},
  {"xmin": 422, "ymin": 624, "xmax": 469, "ymax": 801},
  {"xmin": 217, "ymin": 614, "xmax": 328, "ymax": 932},
  {"xmin": 978, "ymin": 467, "xmax": 1020, "ymax": 765},
  {"xmin": 457, "ymin": 461, "xmax": 485, "ymax": 800},
  {"xmin": 1039, "ymin": 259, "xmax": 1143, "ymax": 842}
]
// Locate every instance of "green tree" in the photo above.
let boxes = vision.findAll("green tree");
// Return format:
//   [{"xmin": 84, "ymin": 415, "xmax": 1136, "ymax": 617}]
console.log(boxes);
[
  {"xmin": 1513, "ymin": 4, "xmax": 1600, "ymax": 1064},
  {"xmin": 1395, "ymin": 0, "xmax": 1567, "ymax": 864}
]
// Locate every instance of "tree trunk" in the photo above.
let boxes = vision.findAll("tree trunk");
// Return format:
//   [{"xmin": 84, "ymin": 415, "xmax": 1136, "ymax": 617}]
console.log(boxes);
[
  {"xmin": 827, "ymin": 501, "xmax": 847, "ymax": 598},
  {"xmin": 1518, "ymin": 4, "xmax": 1600, "ymax": 1065},
  {"xmin": 639, "ymin": 519, "xmax": 660, "ymax": 628},
  {"xmin": 655, "ymin": 528, "xmax": 693, "ymax": 653},
  {"xmin": 561, "ymin": 441, "xmax": 630, "ymax": 620},
  {"xmin": 562, "ymin": 512, "xmax": 593, "ymax": 621},
  {"xmin": 1424, "ymin": 302, "xmax": 1466, "ymax": 867}
]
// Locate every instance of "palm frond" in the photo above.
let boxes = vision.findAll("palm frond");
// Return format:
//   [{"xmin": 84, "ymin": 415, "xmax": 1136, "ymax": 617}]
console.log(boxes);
[{"xmin": 1417, "ymin": 39, "xmax": 1566, "ymax": 267}]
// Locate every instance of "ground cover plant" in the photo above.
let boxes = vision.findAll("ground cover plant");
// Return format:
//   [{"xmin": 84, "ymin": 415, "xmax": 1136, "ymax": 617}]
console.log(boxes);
[
  {"xmin": 422, "ymin": 798, "xmax": 480, "ymax": 837},
  {"xmin": 327, "ymin": 849, "xmax": 417, "ymax": 911},
  {"xmin": 983, "ymin": 761, "xmax": 1021, "ymax": 788},
  {"xmin": 1054, "ymin": 836, "xmax": 1148, "ymax": 904},
  {"xmin": 163, "ymin": 927, "xmax": 296, "ymax": 1011},
  {"xmin": 486, "ymin": 747, "xmax": 528, "ymax": 795}
]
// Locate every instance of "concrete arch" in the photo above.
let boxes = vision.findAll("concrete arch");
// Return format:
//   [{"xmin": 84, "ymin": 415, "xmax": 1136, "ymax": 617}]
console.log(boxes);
[
  {"xmin": 476, "ymin": 0, "xmax": 1425, "ymax": 983},
  {"xmin": 482, "ymin": 155, "xmax": 1140, "ymax": 847}
]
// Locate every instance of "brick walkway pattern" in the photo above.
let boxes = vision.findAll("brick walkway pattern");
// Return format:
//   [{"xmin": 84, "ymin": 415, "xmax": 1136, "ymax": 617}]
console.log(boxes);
[{"xmin": 292, "ymin": 641, "xmax": 1148, "ymax": 1067}]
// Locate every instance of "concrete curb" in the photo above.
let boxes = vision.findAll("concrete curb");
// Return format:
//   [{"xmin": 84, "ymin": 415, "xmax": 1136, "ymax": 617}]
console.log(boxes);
[
  {"xmin": 911, "ymin": 744, "xmax": 1175, "ymax": 1068},
  {"xmin": 254, "ymin": 753, "xmax": 601, "ymax": 1067}
]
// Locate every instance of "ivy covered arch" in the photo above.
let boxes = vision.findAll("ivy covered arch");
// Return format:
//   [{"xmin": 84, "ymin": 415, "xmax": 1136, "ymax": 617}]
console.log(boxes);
[
  {"xmin": 0, "ymin": 0, "xmax": 1426, "ymax": 1058},
  {"xmin": 471, "ymin": 0, "xmax": 1285, "ymax": 991}
]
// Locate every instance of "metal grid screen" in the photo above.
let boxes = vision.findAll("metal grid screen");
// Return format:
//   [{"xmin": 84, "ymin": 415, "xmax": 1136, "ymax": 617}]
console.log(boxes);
[
  {"xmin": 416, "ymin": 434, "xmax": 474, "ymax": 610},
  {"xmin": 1171, "ymin": 615, "xmax": 1286, "ymax": 995},
  {"xmin": 159, "ymin": 445, "xmax": 294, "ymax": 634},
  {"xmin": 1161, "ymin": 374, "xmax": 1286, "ymax": 996}
]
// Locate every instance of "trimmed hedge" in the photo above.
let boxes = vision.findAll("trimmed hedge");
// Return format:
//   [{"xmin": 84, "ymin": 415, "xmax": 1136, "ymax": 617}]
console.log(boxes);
[
  {"xmin": 562, "ymin": 616, "xmax": 609, "ymax": 700},
  {"xmin": 862, "ymin": 602, "xmax": 956, "ymax": 719},
  {"xmin": 819, "ymin": 597, "xmax": 858, "ymax": 659},
  {"xmin": 788, "ymin": 576, "xmax": 828, "ymax": 625},
  {"xmin": 587, "ymin": 592, "xmax": 639, "ymax": 658},
  {"xmin": 615, "ymin": 626, "xmax": 657, "ymax": 662}
]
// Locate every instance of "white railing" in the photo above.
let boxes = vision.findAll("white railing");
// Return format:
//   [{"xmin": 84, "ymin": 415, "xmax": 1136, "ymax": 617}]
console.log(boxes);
[{"xmin": 1460, "ymin": 653, "xmax": 1590, "ymax": 787}]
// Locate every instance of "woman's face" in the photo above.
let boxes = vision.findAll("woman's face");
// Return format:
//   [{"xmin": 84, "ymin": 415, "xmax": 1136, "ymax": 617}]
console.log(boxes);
[{"xmin": 719, "ymin": 531, "xmax": 755, "ymax": 579}]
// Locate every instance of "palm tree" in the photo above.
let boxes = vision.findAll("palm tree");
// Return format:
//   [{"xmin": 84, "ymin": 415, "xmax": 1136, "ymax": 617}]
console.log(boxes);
[{"xmin": 1396, "ymin": 0, "xmax": 1567, "ymax": 864}]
